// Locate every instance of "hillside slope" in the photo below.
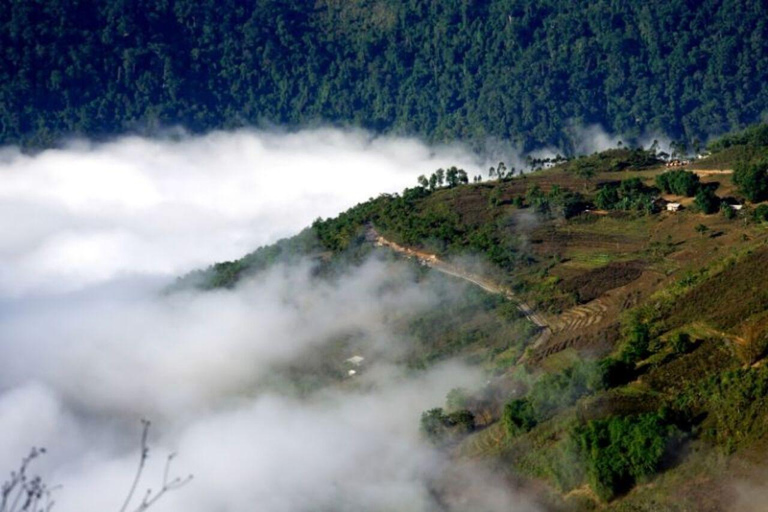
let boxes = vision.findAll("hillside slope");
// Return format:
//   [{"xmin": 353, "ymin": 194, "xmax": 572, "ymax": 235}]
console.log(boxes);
[
  {"xmin": 3, "ymin": 0, "xmax": 768, "ymax": 149},
  {"xmin": 183, "ymin": 123, "xmax": 768, "ymax": 510}
]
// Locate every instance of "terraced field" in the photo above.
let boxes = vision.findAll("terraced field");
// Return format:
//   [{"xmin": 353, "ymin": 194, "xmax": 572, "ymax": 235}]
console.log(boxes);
[
  {"xmin": 550, "ymin": 299, "xmax": 609, "ymax": 332},
  {"xmin": 370, "ymin": 228, "xmax": 622, "ymax": 363}
]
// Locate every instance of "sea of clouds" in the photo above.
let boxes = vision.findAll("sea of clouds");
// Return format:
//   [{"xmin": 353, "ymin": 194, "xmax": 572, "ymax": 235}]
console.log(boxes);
[{"xmin": 0, "ymin": 128, "xmax": 544, "ymax": 511}]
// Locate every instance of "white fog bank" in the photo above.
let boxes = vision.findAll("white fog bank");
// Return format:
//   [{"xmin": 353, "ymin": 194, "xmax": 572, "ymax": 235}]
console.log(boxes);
[
  {"xmin": 0, "ymin": 128, "xmax": 482, "ymax": 297},
  {"xmin": 0, "ymin": 128, "xmax": 542, "ymax": 511}
]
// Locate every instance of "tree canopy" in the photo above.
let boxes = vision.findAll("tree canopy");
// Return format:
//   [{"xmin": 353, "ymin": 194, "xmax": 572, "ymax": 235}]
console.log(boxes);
[
  {"xmin": 733, "ymin": 159, "xmax": 768, "ymax": 202},
  {"xmin": 655, "ymin": 170, "xmax": 700, "ymax": 197},
  {"xmin": 2, "ymin": 0, "xmax": 768, "ymax": 149}
]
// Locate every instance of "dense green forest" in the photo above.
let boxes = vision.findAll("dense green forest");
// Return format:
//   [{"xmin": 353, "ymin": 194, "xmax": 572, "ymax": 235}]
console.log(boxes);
[{"xmin": 2, "ymin": 0, "xmax": 767, "ymax": 150}]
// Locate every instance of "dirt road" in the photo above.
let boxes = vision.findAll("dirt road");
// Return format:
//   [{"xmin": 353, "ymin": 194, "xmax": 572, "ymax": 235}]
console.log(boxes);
[{"xmin": 369, "ymin": 228, "xmax": 552, "ymax": 348}]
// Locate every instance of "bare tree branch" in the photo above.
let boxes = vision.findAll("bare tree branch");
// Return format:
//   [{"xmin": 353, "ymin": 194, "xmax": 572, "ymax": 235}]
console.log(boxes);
[
  {"xmin": 4, "ymin": 420, "xmax": 191, "ymax": 512},
  {"xmin": 119, "ymin": 420, "xmax": 193, "ymax": 512},
  {"xmin": 130, "ymin": 452, "xmax": 193, "ymax": 512},
  {"xmin": 1, "ymin": 447, "xmax": 53, "ymax": 512},
  {"xmin": 118, "ymin": 419, "xmax": 151, "ymax": 512}
]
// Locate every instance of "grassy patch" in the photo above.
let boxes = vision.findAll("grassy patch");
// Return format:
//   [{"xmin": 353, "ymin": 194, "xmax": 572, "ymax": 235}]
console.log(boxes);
[
  {"xmin": 562, "ymin": 251, "xmax": 617, "ymax": 269},
  {"xmin": 696, "ymin": 146, "xmax": 768, "ymax": 171}
]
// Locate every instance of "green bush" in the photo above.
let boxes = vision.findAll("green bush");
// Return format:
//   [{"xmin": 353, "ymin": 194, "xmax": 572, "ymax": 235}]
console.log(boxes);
[
  {"xmin": 733, "ymin": 159, "xmax": 768, "ymax": 202},
  {"xmin": 655, "ymin": 170, "xmax": 700, "ymax": 197},
  {"xmin": 596, "ymin": 357, "xmax": 635, "ymax": 388},
  {"xmin": 721, "ymin": 202, "xmax": 737, "ymax": 219},
  {"xmin": 574, "ymin": 411, "xmax": 678, "ymax": 501},
  {"xmin": 503, "ymin": 360, "xmax": 617, "ymax": 438},
  {"xmin": 710, "ymin": 123, "xmax": 768, "ymax": 152},
  {"xmin": 694, "ymin": 186, "xmax": 721, "ymax": 214},
  {"xmin": 526, "ymin": 185, "xmax": 550, "ymax": 215},
  {"xmin": 595, "ymin": 178, "xmax": 657, "ymax": 213},
  {"xmin": 447, "ymin": 410, "xmax": 476, "ymax": 434},
  {"xmin": 420, "ymin": 407, "xmax": 475, "ymax": 444},
  {"xmin": 754, "ymin": 204, "xmax": 768, "ymax": 222},
  {"xmin": 182, "ymin": 227, "xmax": 323, "ymax": 289},
  {"xmin": 529, "ymin": 365, "xmax": 598, "ymax": 418},
  {"xmin": 420, "ymin": 408, "xmax": 450, "ymax": 442},
  {"xmin": 502, "ymin": 398, "xmax": 538, "ymax": 435},
  {"xmin": 622, "ymin": 320, "xmax": 652, "ymax": 363},
  {"xmin": 547, "ymin": 185, "xmax": 586, "ymax": 218},
  {"xmin": 670, "ymin": 332, "xmax": 693, "ymax": 355},
  {"xmin": 595, "ymin": 185, "xmax": 620, "ymax": 210}
]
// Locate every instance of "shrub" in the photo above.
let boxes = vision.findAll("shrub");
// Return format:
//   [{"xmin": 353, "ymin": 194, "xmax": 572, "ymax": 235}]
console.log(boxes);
[
  {"xmin": 655, "ymin": 170, "xmax": 700, "ymax": 196},
  {"xmin": 530, "ymin": 369, "xmax": 587, "ymax": 418},
  {"xmin": 733, "ymin": 159, "xmax": 768, "ymax": 202},
  {"xmin": 547, "ymin": 185, "xmax": 586, "ymax": 218},
  {"xmin": 502, "ymin": 398, "xmax": 538, "ymax": 435},
  {"xmin": 754, "ymin": 204, "xmax": 768, "ymax": 222},
  {"xmin": 420, "ymin": 408, "xmax": 450, "ymax": 442},
  {"xmin": 526, "ymin": 184, "xmax": 550, "ymax": 214},
  {"xmin": 574, "ymin": 411, "xmax": 678, "ymax": 501},
  {"xmin": 594, "ymin": 179, "xmax": 657, "ymax": 212},
  {"xmin": 670, "ymin": 332, "xmax": 693, "ymax": 354},
  {"xmin": 622, "ymin": 321, "xmax": 652, "ymax": 363},
  {"xmin": 710, "ymin": 123, "xmax": 768, "ymax": 151},
  {"xmin": 488, "ymin": 187, "xmax": 502, "ymax": 207},
  {"xmin": 595, "ymin": 185, "xmax": 620, "ymax": 210},
  {"xmin": 447, "ymin": 409, "xmax": 476, "ymax": 434},
  {"xmin": 502, "ymin": 360, "xmax": 619, "ymax": 437},
  {"xmin": 694, "ymin": 186, "xmax": 720, "ymax": 214},
  {"xmin": 596, "ymin": 357, "xmax": 635, "ymax": 388},
  {"xmin": 721, "ymin": 202, "xmax": 737, "ymax": 219},
  {"xmin": 420, "ymin": 407, "xmax": 475, "ymax": 443}
]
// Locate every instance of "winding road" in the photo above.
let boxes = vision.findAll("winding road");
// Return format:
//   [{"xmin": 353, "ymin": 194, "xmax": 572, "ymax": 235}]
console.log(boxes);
[
  {"xmin": 368, "ymin": 228, "xmax": 553, "ymax": 348},
  {"xmin": 369, "ymin": 227, "xmax": 613, "ymax": 363}
]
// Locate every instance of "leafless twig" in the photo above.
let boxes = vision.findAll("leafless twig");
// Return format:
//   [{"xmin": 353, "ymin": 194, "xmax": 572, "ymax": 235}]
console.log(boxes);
[
  {"xmin": 119, "ymin": 419, "xmax": 193, "ymax": 512},
  {"xmin": 3, "ymin": 420, "xmax": 192, "ymax": 512},
  {"xmin": 1, "ymin": 447, "xmax": 55, "ymax": 512}
]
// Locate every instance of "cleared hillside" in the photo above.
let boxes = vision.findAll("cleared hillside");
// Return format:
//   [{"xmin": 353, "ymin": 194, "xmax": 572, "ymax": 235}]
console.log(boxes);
[{"xmin": 183, "ymin": 123, "xmax": 768, "ymax": 510}]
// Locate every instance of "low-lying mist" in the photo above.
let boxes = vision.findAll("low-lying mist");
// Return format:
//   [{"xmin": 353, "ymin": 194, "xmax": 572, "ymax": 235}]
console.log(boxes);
[
  {"xmin": 0, "ymin": 128, "xmax": 545, "ymax": 511},
  {"xmin": 0, "ymin": 128, "xmax": 482, "ymax": 297},
  {"xmin": 0, "ymin": 256, "xmax": 537, "ymax": 511}
]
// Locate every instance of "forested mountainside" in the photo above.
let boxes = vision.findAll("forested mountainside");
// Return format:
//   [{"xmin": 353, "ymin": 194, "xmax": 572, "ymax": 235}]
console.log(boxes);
[
  {"xmin": 3, "ymin": 0, "xmax": 768, "ymax": 150},
  {"xmin": 181, "ymin": 123, "xmax": 768, "ymax": 509}
]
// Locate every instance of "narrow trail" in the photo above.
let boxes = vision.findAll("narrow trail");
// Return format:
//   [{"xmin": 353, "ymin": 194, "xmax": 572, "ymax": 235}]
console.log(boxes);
[
  {"xmin": 369, "ymin": 228, "xmax": 552, "ymax": 347},
  {"xmin": 369, "ymin": 227, "xmax": 611, "ymax": 360}
]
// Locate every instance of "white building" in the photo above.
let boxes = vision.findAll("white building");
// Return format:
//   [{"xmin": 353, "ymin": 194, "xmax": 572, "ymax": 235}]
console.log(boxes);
[{"xmin": 345, "ymin": 355, "xmax": 365, "ymax": 366}]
